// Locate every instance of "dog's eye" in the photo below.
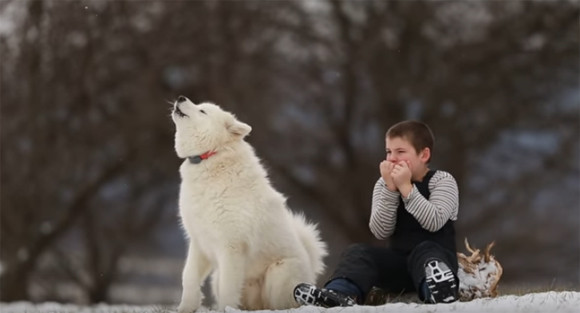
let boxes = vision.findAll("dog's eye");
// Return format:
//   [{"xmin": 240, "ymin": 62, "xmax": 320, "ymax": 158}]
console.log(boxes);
[{"xmin": 200, "ymin": 110, "xmax": 207, "ymax": 115}]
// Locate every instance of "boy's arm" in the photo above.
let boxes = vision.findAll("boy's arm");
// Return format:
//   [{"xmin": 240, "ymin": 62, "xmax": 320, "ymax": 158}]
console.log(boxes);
[
  {"xmin": 369, "ymin": 177, "xmax": 400, "ymax": 239},
  {"xmin": 403, "ymin": 171, "xmax": 459, "ymax": 232}
]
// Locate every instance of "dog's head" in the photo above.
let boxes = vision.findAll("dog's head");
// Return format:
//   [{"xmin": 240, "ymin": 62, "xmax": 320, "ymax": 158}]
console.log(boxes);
[{"xmin": 171, "ymin": 96, "xmax": 252, "ymax": 159}]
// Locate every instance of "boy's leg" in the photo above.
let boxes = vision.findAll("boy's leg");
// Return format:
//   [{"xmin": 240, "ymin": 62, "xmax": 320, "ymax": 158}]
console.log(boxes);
[
  {"xmin": 408, "ymin": 241, "xmax": 459, "ymax": 303},
  {"xmin": 329, "ymin": 243, "xmax": 413, "ymax": 299},
  {"xmin": 294, "ymin": 243, "xmax": 412, "ymax": 307}
]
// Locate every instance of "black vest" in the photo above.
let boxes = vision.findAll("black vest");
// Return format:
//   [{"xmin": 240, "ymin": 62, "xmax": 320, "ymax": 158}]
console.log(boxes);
[{"xmin": 390, "ymin": 170, "xmax": 456, "ymax": 254}]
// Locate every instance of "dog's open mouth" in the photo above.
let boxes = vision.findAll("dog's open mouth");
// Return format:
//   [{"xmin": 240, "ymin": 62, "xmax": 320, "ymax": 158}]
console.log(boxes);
[{"xmin": 174, "ymin": 105, "xmax": 188, "ymax": 118}]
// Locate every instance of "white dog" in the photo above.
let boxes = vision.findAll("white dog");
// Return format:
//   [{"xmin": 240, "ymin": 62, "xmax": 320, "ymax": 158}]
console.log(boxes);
[{"xmin": 172, "ymin": 97, "xmax": 327, "ymax": 312}]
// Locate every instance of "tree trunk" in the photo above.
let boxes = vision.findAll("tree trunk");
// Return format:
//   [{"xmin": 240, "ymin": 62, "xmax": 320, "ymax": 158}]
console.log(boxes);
[{"xmin": 0, "ymin": 261, "xmax": 32, "ymax": 301}]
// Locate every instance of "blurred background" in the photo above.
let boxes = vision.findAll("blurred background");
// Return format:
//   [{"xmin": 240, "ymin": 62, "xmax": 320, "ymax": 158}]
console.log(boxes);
[{"xmin": 1, "ymin": 0, "xmax": 578, "ymax": 305}]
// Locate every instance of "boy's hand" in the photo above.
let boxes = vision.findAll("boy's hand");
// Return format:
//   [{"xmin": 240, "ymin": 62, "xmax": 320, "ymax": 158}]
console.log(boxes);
[
  {"xmin": 391, "ymin": 161, "xmax": 413, "ymax": 197},
  {"xmin": 379, "ymin": 160, "xmax": 397, "ymax": 191}
]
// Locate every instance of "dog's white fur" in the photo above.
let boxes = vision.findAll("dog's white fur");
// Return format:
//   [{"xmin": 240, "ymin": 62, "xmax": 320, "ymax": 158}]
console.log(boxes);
[{"xmin": 172, "ymin": 98, "xmax": 327, "ymax": 312}]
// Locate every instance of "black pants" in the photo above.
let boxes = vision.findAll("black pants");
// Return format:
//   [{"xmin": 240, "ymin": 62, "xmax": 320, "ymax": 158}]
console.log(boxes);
[{"xmin": 327, "ymin": 241, "xmax": 458, "ymax": 300}]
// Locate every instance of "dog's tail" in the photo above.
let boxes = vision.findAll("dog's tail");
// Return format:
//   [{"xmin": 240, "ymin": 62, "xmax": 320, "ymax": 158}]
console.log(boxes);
[{"xmin": 291, "ymin": 213, "xmax": 328, "ymax": 277}]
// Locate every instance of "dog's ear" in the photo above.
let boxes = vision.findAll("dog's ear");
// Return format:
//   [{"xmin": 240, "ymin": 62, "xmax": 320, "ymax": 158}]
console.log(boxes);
[{"xmin": 227, "ymin": 120, "xmax": 252, "ymax": 137}]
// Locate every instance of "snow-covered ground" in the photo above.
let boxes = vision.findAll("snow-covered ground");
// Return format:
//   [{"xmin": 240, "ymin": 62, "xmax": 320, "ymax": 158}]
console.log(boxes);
[{"xmin": 2, "ymin": 291, "xmax": 579, "ymax": 313}]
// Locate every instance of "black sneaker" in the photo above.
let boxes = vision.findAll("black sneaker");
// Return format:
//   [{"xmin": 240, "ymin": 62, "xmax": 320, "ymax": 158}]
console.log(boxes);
[
  {"xmin": 424, "ymin": 259, "xmax": 458, "ymax": 303},
  {"xmin": 293, "ymin": 283, "xmax": 356, "ymax": 307}
]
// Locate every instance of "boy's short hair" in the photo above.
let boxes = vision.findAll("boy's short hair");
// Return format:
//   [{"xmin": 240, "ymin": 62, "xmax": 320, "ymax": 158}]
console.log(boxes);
[{"xmin": 386, "ymin": 120, "xmax": 434, "ymax": 162}]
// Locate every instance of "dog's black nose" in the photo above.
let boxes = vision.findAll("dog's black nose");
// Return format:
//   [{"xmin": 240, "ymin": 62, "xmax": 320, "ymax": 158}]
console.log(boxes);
[{"xmin": 177, "ymin": 95, "xmax": 187, "ymax": 103}]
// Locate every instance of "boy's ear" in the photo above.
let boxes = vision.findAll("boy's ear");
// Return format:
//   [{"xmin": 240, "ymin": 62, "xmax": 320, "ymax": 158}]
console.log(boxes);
[
  {"xmin": 227, "ymin": 120, "xmax": 252, "ymax": 137},
  {"xmin": 419, "ymin": 147, "xmax": 431, "ymax": 163}
]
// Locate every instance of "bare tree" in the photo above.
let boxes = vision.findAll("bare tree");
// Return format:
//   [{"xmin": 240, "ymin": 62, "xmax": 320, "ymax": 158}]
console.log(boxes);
[
  {"xmin": 1, "ymin": 0, "xmax": 578, "ymax": 303},
  {"xmin": 0, "ymin": 0, "xmax": 175, "ymax": 301}
]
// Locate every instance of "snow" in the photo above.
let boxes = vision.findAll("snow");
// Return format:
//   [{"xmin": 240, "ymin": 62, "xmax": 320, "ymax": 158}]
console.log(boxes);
[{"xmin": 2, "ymin": 291, "xmax": 579, "ymax": 313}]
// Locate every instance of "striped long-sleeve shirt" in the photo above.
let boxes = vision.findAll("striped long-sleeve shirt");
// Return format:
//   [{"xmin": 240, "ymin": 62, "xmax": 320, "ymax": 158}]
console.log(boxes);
[{"xmin": 369, "ymin": 170, "xmax": 459, "ymax": 240}]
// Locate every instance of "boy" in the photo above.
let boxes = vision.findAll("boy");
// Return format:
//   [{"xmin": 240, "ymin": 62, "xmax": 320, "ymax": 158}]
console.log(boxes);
[{"xmin": 294, "ymin": 120, "xmax": 459, "ymax": 306}]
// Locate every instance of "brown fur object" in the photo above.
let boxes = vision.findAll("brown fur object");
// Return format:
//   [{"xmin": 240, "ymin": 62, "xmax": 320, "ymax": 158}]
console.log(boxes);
[{"xmin": 457, "ymin": 238, "xmax": 503, "ymax": 301}]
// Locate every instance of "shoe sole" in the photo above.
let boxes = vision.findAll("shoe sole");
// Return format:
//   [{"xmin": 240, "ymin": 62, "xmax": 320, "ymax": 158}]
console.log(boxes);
[
  {"xmin": 294, "ymin": 283, "xmax": 320, "ymax": 306},
  {"xmin": 294, "ymin": 283, "xmax": 356, "ymax": 307},
  {"xmin": 425, "ymin": 260, "xmax": 458, "ymax": 303}
]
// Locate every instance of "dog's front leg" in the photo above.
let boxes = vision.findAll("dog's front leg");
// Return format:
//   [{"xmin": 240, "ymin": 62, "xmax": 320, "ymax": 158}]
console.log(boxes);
[
  {"xmin": 215, "ymin": 247, "xmax": 246, "ymax": 310},
  {"xmin": 178, "ymin": 241, "xmax": 211, "ymax": 313}
]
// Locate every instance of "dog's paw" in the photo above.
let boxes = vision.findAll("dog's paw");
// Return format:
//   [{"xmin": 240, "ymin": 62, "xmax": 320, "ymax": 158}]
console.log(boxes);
[
  {"xmin": 177, "ymin": 297, "xmax": 201, "ymax": 313},
  {"xmin": 177, "ymin": 303, "xmax": 197, "ymax": 313}
]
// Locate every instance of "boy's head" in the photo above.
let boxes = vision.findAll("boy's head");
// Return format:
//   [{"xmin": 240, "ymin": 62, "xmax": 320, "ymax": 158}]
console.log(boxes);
[{"xmin": 385, "ymin": 120, "xmax": 434, "ymax": 164}]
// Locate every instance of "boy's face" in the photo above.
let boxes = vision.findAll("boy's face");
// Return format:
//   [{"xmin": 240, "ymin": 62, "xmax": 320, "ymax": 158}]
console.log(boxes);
[{"xmin": 385, "ymin": 136, "xmax": 430, "ymax": 173}]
